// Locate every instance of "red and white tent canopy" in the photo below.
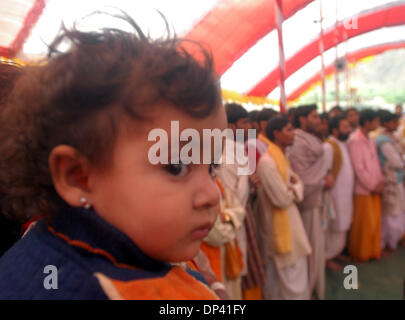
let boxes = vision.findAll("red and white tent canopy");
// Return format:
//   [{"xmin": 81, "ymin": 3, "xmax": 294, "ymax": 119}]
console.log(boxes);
[{"xmin": 1, "ymin": 0, "xmax": 405, "ymax": 106}]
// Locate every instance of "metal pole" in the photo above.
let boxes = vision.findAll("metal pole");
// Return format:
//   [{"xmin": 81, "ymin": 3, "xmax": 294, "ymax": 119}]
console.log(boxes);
[
  {"xmin": 319, "ymin": 0, "xmax": 327, "ymax": 112},
  {"xmin": 275, "ymin": 0, "xmax": 287, "ymax": 113},
  {"xmin": 345, "ymin": 30, "xmax": 350, "ymax": 106},
  {"xmin": 335, "ymin": 0, "xmax": 340, "ymax": 106}
]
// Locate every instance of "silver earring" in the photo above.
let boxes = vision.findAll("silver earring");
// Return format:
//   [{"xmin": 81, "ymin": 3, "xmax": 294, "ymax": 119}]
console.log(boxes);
[{"xmin": 80, "ymin": 197, "xmax": 91, "ymax": 210}]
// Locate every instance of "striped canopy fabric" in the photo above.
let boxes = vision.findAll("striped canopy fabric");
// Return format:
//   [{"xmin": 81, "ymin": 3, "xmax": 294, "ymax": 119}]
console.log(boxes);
[{"xmin": 2, "ymin": 0, "xmax": 405, "ymax": 103}]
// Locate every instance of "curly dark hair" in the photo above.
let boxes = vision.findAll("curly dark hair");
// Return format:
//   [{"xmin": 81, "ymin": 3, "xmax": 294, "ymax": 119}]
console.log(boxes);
[{"xmin": 0, "ymin": 13, "xmax": 221, "ymax": 222}]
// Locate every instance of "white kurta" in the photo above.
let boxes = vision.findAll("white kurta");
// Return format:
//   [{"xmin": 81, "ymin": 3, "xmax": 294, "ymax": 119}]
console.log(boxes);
[
  {"xmin": 300, "ymin": 207, "xmax": 325, "ymax": 300},
  {"xmin": 323, "ymin": 138, "xmax": 355, "ymax": 232},
  {"xmin": 263, "ymin": 256, "xmax": 309, "ymax": 300},
  {"xmin": 323, "ymin": 137, "xmax": 355, "ymax": 259},
  {"xmin": 379, "ymin": 141, "xmax": 405, "ymax": 250},
  {"xmin": 216, "ymin": 137, "xmax": 249, "ymax": 277},
  {"xmin": 381, "ymin": 184, "xmax": 405, "ymax": 250},
  {"xmin": 256, "ymin": 153, "xmax": 312, "ymax": 300},
  {"xmin": 204, "ymin": 177, "xmax": 246, "ymax": 300},
  {"xmin": 288, "ymin": 129, "xmax": 327, "ymax": 300}
]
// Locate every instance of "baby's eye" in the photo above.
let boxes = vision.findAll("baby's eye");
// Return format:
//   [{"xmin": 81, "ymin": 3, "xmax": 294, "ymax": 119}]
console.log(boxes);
[
  {"xmin": 209, "ymin": 163, "xmax": 220, "ymax": 178},
  {"xmin": 164, "ymin": 162, "xmax": 189, "ymax": 177}
]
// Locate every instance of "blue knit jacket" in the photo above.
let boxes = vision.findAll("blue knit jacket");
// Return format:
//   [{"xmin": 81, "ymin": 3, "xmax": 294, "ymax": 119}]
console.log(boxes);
[{"xmin": 0, "ymin": 207, "xmax": 209, "ymax": 299}]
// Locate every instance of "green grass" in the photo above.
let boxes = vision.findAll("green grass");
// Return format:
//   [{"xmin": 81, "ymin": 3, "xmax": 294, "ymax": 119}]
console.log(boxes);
[{"xmin": 325, "ymin": 246, "xmax": 405, "ymax": 300}]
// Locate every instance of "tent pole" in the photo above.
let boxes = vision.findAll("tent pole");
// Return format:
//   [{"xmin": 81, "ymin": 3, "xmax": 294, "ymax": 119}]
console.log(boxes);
[
  {"xmin": 344, "ymin": 30, "xmax": 350, "ymax": 106},
  {"xmin": 335, "ymin": 0, "xmax": 340, "ymax": 106},
  {"xmin": 275, "ymin": 0, "xmax": 287, "ymax": 113},
  {"xmin": 319, "ymin": 0, "xmax": 327, "ymax": 112}
]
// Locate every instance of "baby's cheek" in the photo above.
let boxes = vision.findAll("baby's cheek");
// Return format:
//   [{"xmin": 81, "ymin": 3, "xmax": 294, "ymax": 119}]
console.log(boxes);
[{"xmin": 136, "ymin": 192, "xmax": 195, "ymax": 251}]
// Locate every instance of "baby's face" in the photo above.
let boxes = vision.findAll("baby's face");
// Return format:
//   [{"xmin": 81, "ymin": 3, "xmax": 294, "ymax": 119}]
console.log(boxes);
[{"xmin": 89, "ymin": 103, "xmax": 227, "ymax": 262}]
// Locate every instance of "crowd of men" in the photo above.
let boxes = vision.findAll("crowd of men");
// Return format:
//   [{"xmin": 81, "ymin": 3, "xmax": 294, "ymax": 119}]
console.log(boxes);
[{"xmin": 195, "ymin": 103, "xmax": 405, "ymax": 300}]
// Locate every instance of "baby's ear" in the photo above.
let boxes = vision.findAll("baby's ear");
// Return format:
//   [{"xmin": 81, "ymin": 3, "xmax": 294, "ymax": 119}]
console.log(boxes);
[{"xmin": 48, "ymin": 145, "xmax": 91, "ymax": 207}]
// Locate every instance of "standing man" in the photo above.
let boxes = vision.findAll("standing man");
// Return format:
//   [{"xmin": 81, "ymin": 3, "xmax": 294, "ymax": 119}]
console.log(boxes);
[
  {"xmin": 347, "ymin": 109, "xmax": 384, "ymax": 262},
  {"xmin": 287, "ymin": 104, "xmax": 333, "ymax": 300},
  {"xmin": 323, "ymin": 115, "xmax": 354, "ymax": 269},
  {"xmin": 376, "ymin": 111, "xmax": 405, "ymax": 252},
  {"xmin": 246, "ymin": 108, "xmax": 277, "ymax": 174},
  {"xmin": 257, "ymin": 116, "xmax": 312, "ymax": 299},
  {"xmin": 218, "ymin": 103, "xmax": 266, "ymax": 299},
  {"xmin": 244, "ymin": 108, "xmax": 278, "ymax": 299},
  {"xmin": 219, "ymin": 103, "xmax": 251, "ymax": 207},
  {"xmin": 216, "ymin": 103, "xmax": 250, "ymax": 298}
]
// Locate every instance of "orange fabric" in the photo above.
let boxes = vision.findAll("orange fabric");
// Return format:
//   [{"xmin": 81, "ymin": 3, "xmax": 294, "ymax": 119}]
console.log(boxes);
[
  {"xmin": 216, "ymin": 178, "xmax": 225, "ymax": 198},
  {"xmin": 242, "ymin": 286, "xmax": 263, "ymax": 300},
  {"xmin": 224, "ymin": 239, "xmax": 244, "ymax": 280},
  {"xmin": 96, "ymin": 266, "xmax": 218, "ymax": 300},
  {"xmin": 47, "ymin": 224, "xmax": 139, "ymax": 270},
  {"xmin": 200, "ymin": 242, "xmax": 222, "ymax": 282},
  {"xmin": 349, "ymin": 194, "xmax": 382, "ymax": 262},
  {"xmin": 187, "ymin": 260, "xmax": 199, "ymax": 272}
]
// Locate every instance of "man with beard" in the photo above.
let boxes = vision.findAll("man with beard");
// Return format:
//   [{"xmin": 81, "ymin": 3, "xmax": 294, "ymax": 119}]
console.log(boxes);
[
  {"xmin": 287, "ymin": 104, "xmax": 334, "ymax": 300},
  {"xmin": 323, "ymin": 115, "xmax": 354, "ymax": 270},
  {"xmin": 347, "ymin": 109, "xmax": 384, "ymax": 262}
]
